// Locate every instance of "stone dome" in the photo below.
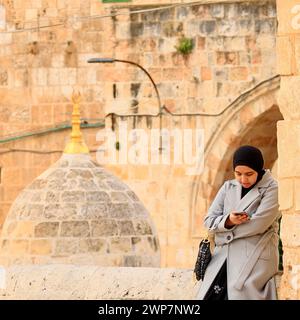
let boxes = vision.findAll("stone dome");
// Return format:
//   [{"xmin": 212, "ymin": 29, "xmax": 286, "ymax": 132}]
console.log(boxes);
[{"xmin": 0, "ymin": 154, "xmax": 160, "ymax": 267}]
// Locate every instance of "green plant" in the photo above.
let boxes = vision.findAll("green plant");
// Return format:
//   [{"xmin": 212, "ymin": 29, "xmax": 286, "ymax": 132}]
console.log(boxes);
[{"xmin": 176, "ymin": 37, "xmax": 194, "ymax": 55}]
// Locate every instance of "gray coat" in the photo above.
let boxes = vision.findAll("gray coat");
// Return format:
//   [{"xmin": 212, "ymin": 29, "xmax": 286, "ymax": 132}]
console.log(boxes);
[{"xmin": 196, "ymin": 170, "xmax": 280, "ymax": 300}]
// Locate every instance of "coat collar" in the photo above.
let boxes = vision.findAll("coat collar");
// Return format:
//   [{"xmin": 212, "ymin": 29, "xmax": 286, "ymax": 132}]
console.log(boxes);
[{"xmin": 229, "ymin": 170, "xmax": 274, "ymax": 212}]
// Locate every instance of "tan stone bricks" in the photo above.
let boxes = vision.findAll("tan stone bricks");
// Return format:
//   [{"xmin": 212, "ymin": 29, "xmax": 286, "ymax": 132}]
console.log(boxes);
[
  {"xmin": 278, "ymin": 179, "xmax": 294, "ymax": 211},
  {"xmin": 30, "ymin": 239, "xmax": 52, "ymax": 255},
  {"xmin": 229, "ymin": 66, "xmax": 249, "ymax": 80},
  {"xmin": 35, "ymin": 222, "xmax": 59, "ymax": 237}
]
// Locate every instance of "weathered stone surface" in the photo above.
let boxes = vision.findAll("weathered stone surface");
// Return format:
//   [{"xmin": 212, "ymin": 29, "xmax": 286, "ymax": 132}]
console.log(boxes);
[
  {"xmin": 55, "ymin": 239, "xmax": 78, "ymax": 256},
  {"xmin": 80, "ymin": 203, "xmax": 110, "ymax": 219},
  {"xmin": 106, "ymin": 180, "xmax": 127, "ymax": 191},
  {"xmin": 47, "ymin": 170, "xmax": 66, "ymax": 179},
  {"xmin": 91, "ymin": 220, "xmax": 118, "ymax": 237},
  {"xmin": 110, "ymin": 237, "xmax": 132, "ymax": 253},
  {"xmin": 117, "ymin": 220, "xmax": 135, "ymax": 236},
  {"xmin": 78, "ymin": 239, "xmax": 107, "ymax": 254},
  {"xmin": 60, "ymin": 221, "xmax": 90, "ymax": 237},
  {"xmin": 126, "ymin": 191, "xmax": 139, "ymax": 202},
  {"xmin": 35, "ymin": 222, "xmax": 59, "ymax": 237},
  {"xmin": 28, "ymin": 180, "xmax": 47, "ymax": 190},
  {"xmin": 47, "ymin": 179, "xmax": 68, "ymax": 190},
  {"xmin": 86, "ymin": 191, "xmax": 110, "ymax": 202},
  {"xmin": 0, "ymin": 265, "xmax": 200, "ymax": 300},
  {"xmin": 78, "ymin": 179, "xmax": 98, "ymax": 190},
  {"xmin": 45, "ymin": 191, "xmax": 60, "ymax": 202},
  {"xmin": 61, "ymin": 191, "xmax": 85, "ymax": 202},
  {"xmin": 123, "ymin": 255, "xmax": 142, "ymax": 267},
  {"xmin": 30, "ymin": 239, "xmax": 52, "ymax": 255},
  {"xmin": 278, "ymin": 77, "xmax": 300, "ymax": 120},
  {"xmin": 18, "ymin": 204, "xmax": 44, "ymax": 220},
  {"xmin": 134, "ymin": 220, "xmax": 153, "ymax": 235},
  {"xmin": 110, "ymin": 203, "xmax": 134, "ymax": 219},
  {"xmin": 110, "ymin": 192, "xmax": 129, "ymax": 202}
]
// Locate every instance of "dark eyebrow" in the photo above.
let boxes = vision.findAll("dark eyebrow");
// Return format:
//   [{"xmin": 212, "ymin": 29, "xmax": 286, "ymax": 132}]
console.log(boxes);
[{"xmin": 234, "ymin": 170, "xmax": 254, "ymax": 174}]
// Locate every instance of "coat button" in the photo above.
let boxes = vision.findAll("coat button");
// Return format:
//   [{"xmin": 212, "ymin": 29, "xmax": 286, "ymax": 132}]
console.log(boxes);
[{"xmin": 226, "ymin": 235, "xmax": 231, "ymax": 241}]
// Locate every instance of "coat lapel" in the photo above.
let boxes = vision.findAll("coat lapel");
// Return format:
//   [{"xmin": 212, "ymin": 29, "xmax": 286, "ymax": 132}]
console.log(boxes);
[{"xmin": 230, "ymin": 170, "xmax": 273, "ymax": 212}]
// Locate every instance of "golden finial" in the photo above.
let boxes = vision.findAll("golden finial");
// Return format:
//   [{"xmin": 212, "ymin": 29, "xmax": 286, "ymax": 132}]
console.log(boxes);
[{"xmin": 64, "ymin": 91, "xmax": 89, "ymax": 154}]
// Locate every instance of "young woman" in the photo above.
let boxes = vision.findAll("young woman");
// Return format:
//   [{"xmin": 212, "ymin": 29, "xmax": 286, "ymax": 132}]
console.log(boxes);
[{"xmin": 196, "ymin": 145, "xmax": 281, "ymax": 300}]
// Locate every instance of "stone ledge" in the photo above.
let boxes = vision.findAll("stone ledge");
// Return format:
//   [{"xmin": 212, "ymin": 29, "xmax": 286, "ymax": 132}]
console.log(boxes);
[{"xmin": 0, "ymin": 265, "xmax": 199, "ymax": 300}]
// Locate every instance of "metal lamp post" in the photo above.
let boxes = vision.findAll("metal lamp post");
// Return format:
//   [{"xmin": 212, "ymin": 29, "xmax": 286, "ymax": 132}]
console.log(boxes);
[{"xmin": 87, "ymin": 57, "xmax": 163, "ymax": 152}]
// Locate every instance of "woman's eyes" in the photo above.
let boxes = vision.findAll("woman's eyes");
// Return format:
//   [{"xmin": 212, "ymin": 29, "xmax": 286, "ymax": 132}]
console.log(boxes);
[{"xmin": 236, "ymin": 173, "xmax": 253, "ymax": 177}]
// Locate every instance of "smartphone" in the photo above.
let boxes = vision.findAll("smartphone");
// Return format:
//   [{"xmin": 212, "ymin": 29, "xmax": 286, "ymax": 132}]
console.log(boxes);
[{"xmin": 234, "ymin": 211, "xmax": 250, "ymax": 217}]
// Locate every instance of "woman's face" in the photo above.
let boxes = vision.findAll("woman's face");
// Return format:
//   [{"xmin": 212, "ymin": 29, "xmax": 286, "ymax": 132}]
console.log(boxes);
[{"xmin": 234, "ymin": 165, "xmax": 258, "ymax": 188}]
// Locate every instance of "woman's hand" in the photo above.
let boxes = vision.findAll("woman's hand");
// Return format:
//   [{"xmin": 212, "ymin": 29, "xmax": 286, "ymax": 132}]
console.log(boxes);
[{"xmin": 225, "ymin": 212, "xmax": 250, "ymax": 228}]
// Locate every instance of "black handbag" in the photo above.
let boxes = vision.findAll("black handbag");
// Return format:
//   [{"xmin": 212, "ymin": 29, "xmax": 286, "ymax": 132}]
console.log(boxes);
[{"xmin": 194, "ymin": 236, "xmax": 212, "ymax": 281}]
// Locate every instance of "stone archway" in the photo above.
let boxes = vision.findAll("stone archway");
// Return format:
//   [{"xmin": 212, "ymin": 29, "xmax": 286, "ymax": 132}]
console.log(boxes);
[{"xmin": 191, "ymin": 75, "xmax": 282, "ymax": 236}]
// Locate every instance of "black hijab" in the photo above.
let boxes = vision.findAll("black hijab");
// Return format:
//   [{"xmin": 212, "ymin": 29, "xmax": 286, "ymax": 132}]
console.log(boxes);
[{"xmin": 232, "ymin": 145, "xmax": 265, "ymax": 198}]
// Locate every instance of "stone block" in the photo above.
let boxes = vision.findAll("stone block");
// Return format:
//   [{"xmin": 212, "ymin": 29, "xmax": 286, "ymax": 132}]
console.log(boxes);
[
  {"xmin": 35, "ymin": 222, "xmax": 59, "ymax": 237},
  {"xmin": 255, "ymin": 19, "xmax": 276, "ymax": 34},
  {"xmin": 106, "ymin": 180, "xmax": 126, "ymax": 191},
  {"xmin": 216, "ymin": 51, "xmax": 239, "ymax": 65},
  {"xmin": 91, "ymin": 219, "xmax": 118, "ymax": 237},
  {"xmin": 60, "ymin": 221, "xmax": 90, "ymax": 237},
  {"xmin": 199, "ymin": 20, "xmax": 216, "ymax": 35},
  {"xmin": 130, "ymin": 23, "xmax": 144, "ymax": 38},
  {"xmin": 281, "ymin": 214, "xmax": 300, "ymax": 246},
  {"xmin": 294, "ymin": 35, "xmax": 300, "ymax": 75},
  {"xmin": 46, "ymin": 8, "xmax": 58, "ymax": 18},
  {"xmin": 295, "ymin": 179, "xmax": 300, "ymax": 211},
  {"xmin": 126, "ymin": 191, "xmax": 140, "ymax": 202},
  {"xmin": 78, "ymin": 239, "xmax": 107, "ymax": 254},
  {"xmin": 61, "ymin": 191, "xmax": 85, "ymax": 202},
  {"xmin": 55, "ymin": 239, "xmax": 78, "ymax": 256},
  {"xmin": 45, "ymin": 191, "xmax": 59, "ymax": 202},
  {"xmin": 9, "ymin": 240, "xmax": 29, "ymax": 254},
  {"xmin": 80, "ymin": 203, "xmax": 109, "ymax": 219},
  {"xmin": 25, "ymin": 9, "xmax": 38, "ymax": 21},
  {"xmin": 78, "ymin": 179, "xmax": 98, "ymax": 190},
  {"xmin": 18, "ymin": 204, "xmax": 44, "ymax": 220},
  {"xmin": 210, "ymin": 4, "xmax": 224, "ymax": 18},
  {"xmin": 0, "ymin": 33, "xmax": 12, "ymax": 45},
  {"xmin": 223, "ymin": 37, "xmax": 245, "ymax": 51},
  {"xmin": 117, "ymin": 220, "xmax": 135, "ymax": 236},
  {"xmin": 133, "ymin": 220, "xmax": 153, "ymax": 235},
  {"xmin": 110, "ymin": 203, "xmax": 134, "ymax": 219},
  {"xmin": 109, "ymin": 237, "xmax": 132, "ymax": 253},
  {"xmin": 123, "ymin": 255, "xmax": 142, "ymax": 267},
  {"xmin": 176, "ymin": 7, "xmax": 188, "ymax": 21},
  {"xmin": 278, "ymin": 179, "xmax": 294, "ymax": 211},
  {"xmin": 110, "ymin": 192, "xmax": 129, "ymax": 203},
  {"xmin": 6, "ymin": 221, "xmax": 34, "ymax": 238},
  {"xmin": 229, "ymin": 67, "xmax": 249, "ymax": 81},
  {"xmin": 277, "ymin": 120, "xmax": 300, "ymax": 177},
  {"xmin": 30, "ymin": 239, "xmax": 52, "ymax": 255},
  {"xmin": 237, "ymin": 3, "xmax": 254, "ymax": 18},
  {"xmin": 238, "ymin": 19, "xmax": 255, "ymax": 36},
  {"xmin": 86, "ymin": 191, "xmax": 110, "ymax": 202},
  {"xmin": 218, "ymin": 20, "xmax": 238, "ymax": 36}
]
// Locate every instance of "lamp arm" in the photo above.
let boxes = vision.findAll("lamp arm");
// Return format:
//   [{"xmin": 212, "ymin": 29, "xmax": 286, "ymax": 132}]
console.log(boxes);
[{"xmin": 114, "ymin": 59, "xmax": 162, "ymax": 114}]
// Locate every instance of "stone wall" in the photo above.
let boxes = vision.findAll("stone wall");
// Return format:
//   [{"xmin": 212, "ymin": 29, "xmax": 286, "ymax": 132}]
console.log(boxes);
[
  {"xmin": 0, "ymin": 0, "xmax": 280, "ymax": 269},
  {"xmin": 0, "ymin": 265, "xmax": 199, "ymax": 300},
  {"xmin": 276, "ymin": 0, "xmax": 300, "ymax": 300}
]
